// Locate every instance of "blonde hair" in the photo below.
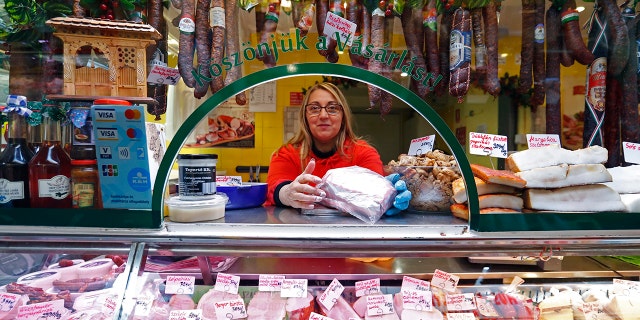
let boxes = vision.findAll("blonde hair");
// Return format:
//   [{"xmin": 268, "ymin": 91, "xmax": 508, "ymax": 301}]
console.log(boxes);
[{"xmin": 281, "ymin": 82, "xmax": 362, "ymax": 171}]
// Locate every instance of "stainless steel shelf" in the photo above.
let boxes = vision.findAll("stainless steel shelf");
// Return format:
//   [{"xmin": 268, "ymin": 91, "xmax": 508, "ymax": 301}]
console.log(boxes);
[{"xmin": 1, "ymin": 207, "xmax": 640, "ymax": 257}]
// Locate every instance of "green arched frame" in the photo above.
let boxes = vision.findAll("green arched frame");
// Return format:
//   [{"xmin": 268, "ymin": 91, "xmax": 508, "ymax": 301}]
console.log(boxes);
[{"xmin": 153, "ymin": 63, "xmax": 481, "ymax": 227}]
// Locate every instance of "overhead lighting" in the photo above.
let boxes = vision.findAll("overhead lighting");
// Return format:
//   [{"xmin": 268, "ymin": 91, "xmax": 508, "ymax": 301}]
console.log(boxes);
[
  {"xmin": 576, "ymin": 6, "xmax": 585, "ymax": 12},
  {"xmin": 281, "ymin": 0, "xmax": 291, "ymax": 9},
  {"xmin": 400, "ymin": 72, "xmax": 408, "ymax": 77}
]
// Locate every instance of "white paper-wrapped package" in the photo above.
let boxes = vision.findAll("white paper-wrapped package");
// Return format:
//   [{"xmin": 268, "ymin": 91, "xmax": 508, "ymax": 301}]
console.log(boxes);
[{"xmin": 317, "ymin": 166, "xmax": 396, "ymax": 224}]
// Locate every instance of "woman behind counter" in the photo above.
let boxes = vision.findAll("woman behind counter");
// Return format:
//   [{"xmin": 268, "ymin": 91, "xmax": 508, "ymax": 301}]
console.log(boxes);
[{"xmin": 265, "ymin": 82, "xmax": 385, "ymax": 209}]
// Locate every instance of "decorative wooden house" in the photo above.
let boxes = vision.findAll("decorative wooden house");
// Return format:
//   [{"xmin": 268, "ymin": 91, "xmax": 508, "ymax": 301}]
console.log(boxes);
[{"xmin": 46, "ymin": 17, "xmax": 162, "ymax": 97}]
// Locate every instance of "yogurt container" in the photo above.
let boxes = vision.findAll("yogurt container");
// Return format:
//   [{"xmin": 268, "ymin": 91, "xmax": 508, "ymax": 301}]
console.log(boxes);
[
  {"xmin": 165, "ymin": 193, "xmax": 228, "ymax": 222},
  {"xmin": 177, "ymin": 154, "xmax": 218, "ymax": 200}
]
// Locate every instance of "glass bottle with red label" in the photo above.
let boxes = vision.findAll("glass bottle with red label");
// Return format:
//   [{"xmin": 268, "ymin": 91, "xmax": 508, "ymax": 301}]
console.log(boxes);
[
  {"xmin": 29, "ymin": 109, "xmax": 72, "ymax": 208},
  {"xmin": 0, "ymin": 95, "xmax": 34, "ymax": 208}
]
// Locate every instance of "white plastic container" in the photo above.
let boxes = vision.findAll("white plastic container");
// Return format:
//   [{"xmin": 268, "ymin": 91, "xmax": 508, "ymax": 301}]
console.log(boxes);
[
  {"xmin": 165, "ymin": 194, "xmax": 228, "ymax": 222},
  {"xmin": 177, "ymin": 154, "xmax": 218, "ymax": 200},
  {"xmin": 17, "ymin": 270, "xmax": 61, "ymax": 289}
]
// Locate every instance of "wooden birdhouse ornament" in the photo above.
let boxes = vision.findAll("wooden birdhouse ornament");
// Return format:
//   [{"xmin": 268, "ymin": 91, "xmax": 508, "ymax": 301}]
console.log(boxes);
[{"xmin": 46, "ymin": 17, "xmax": 162, "ymax": 98}]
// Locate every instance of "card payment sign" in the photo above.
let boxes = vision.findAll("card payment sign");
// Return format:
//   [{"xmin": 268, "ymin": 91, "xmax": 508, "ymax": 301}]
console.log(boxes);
[{"xmin": 92, "ymin": 104, "xmax": 152, "ymax": 209}]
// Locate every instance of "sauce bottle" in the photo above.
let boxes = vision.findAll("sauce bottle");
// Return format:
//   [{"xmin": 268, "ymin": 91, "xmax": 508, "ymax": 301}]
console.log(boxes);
[
  {"xmin": 29, "ymin": 113, "xmax": 72, "ymax": 208},
  {"xmin": 0, "ymin": 95, "xmax": 34, "ymax": 208}
]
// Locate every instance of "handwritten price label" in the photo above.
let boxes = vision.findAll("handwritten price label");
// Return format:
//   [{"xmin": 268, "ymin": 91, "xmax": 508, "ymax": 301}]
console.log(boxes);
[
  {"xmin": 355, "ymin": 278, "xmax": 381, "ymax": 297},
  {"xmin": 366, "ymin": 294, "xmax": 395, "ymax": 316},
  {"xmin": 213, "ymin": 298, "xmax": 246, "ymax": 320},
  {"xmin": 169, "ymin": 309, "xmax": 203, "ymax": 320},
  {"xmin": 402, "ymin": 289, "xmax": 433, "ymax": 311},
  {"xmin": 214, "ymin": 273, "xmax": 240, "ymax": 295},
  {"xmin": 526, "ymin": 134, "xmax": 560, "ymax": 148},
  {"xmin": 582, "ymin": 302, "xmax": 607, "ymax": 319},
  {"xmin": 613, "ymin": 278, "xmax": 640, "ymax": 295},
  {"xmin": 309, "ymin": 312, "xmax": 335, "ymax": 320},
  {"xmin": 505, "ymin": 276, "xmax": 525, "ymax": 293},
  {"xmin": 258, "ymin": 274, "xmax": 285, "ymax": 292},
  {"xmin": 408, "ymin": 135, "xmax": 436, "ymax": 156},
  {"xmin": 134, "ymin": 297, "xmax": 153, "ymax": 317},
  {"xmin": 476, "ymin": 297, "xmax": 500, "ymax": 317},
  {"xmin": 446, "ymin": 293, "xmax": 476, "ymax": 311},
  {"xmin": 469, "ymin": 132, "xmax": 509, "ymax": 158},
  {"xmin": 0, "ymin": 293, "xmax": 20, "ymax": 312},
  {"xmin": 401, "ymin": 276, "xmax": 430, "ymax": 293},
  {"xmin": 431, "ymin": 269, "xmax": 459, "ymax": 292},
  {"xmin": 101, "ymin": 295, "xmax": 118, "ymax": 316},
  {"xmin": 323, "ymin": 12, "xmax": 357, "ymax": 46},
  {"xmin": 317, "ymin": 279, "xmax": 345, "ymax": 311},
  {"xmin": 166, "ymin": 276, "xmax": 196, "ymax": 295},
  {"xmin": 17, "ymin": 299, "xmax": 65, "ymax": 320},
  {"xmin": 147, "ymin": 64, "xmax": 181, "ymax": 85},
  {"xmin": 622, "ymin": 141, "xmax": 640, "ymax": 164},
  {"xmin": 446, "ymin": 312, "xmax": 477, "ymax": 320},
  {"xmin": 280, "ymin": 279, "xmax": 308, "ymax": 298}
]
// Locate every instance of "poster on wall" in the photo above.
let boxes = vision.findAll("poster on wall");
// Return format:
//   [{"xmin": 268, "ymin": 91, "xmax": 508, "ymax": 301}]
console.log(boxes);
[{"xmin": 188, "ymin": 99, "xmax": 255, "ymax": 148}]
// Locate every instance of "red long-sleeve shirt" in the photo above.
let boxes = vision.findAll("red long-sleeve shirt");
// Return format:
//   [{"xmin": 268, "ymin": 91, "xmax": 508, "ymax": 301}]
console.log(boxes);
[{"xmin": 265, "ymin": 140, "xmax": 384, "ymax": 206}]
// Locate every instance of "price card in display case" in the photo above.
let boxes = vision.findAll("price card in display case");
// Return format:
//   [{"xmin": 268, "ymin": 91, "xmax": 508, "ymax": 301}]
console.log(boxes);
[
  {"xmin": 355, "ymin": 278, "xmax": 381, "ymax": 297},
  {"xmin": 408, "ymin": 135, "xmax": 436, "ymax": 156},
  {"xmin": 166, "ymin": 275, "xmax": 196, "ymax": 295},
  {"xmin": 258, "ymin": 274, "xmax": 285, "ymax": 292},
  {"xmin": 134, "ymin": 297, "xmax": 153, "ymax": 317},
  {"xmin": 446, "ymin": 312, "xmax": 477, "ymax": 320},
  {"xmin": 431, "ymin": 269, "xmax": 460, "ymax": 292},
  {"xmin": 213, "ymin": 298, "xmax": 247, "ymax": 320},
  {"xmin": 526, "ymin": 134, "xmax": 560, "ymax": 148},
  {"xmin": 281, "ymin": 279, "xmax": 308, "ymax": 298},
  {"xmin": 476, "ymin": 297, "xmax": 501, "ymax": 318},
  {"xmin": 401, "ymin": 276, "xmax": 430, "ymax": 292},
  {"xmin": 169, "ymin": 309, "xmax": 203, "ymax": 320},
  {"xmin": 0, "ymin": 293, "xmax": 21, "ymax": 313},
  {"xmin": 215, "ymin": 273, "xmax": 241, "ymax": 295},
  {"xmin": 622, "ymin": 141, "xmax": 640, "ymax": 164},
  {"xmin": 309, "ymin": 312, "xmax": 335, "ymax": 320},
  {"xmin": 446, "ymin": 293, "xmax": 476, "ymax": 312},
  {"xmin": 317, "ymin": 278, "xmax": 345, "ymax": 311},
  {"xmin": 17, "ymin": 299, "xmax": 65, "ymax": 320},
  {"xmin": 402, "ymin": 289, "xmax": 433, "ymax": 312},
  {"xmin": 469, "ymin": 132, "xmax": 509, "ymax": 158},
  {"xmin": 366, "ymin": 294, "xmax": 395, "ymax": 316}
]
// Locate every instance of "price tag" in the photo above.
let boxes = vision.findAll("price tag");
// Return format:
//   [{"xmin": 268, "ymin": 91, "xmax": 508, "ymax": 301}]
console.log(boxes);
[
  {"xmin": 213, "ymin": 298, "xmax": 247, "ymax": 320},
  {"xmin": 166, "ymin": 275, "xmax": 196, "ymax": 295},
  {"xmin": 431, "ymin": 269, "xmax": 460, "ymax": 292},
  {"xmin": 366, "ymin": 294, "xmax": 395, "ymax": 316},
  {"xmin": 214, "ymin": 273, "xmax": 240, "ymax": 295},
  {"xmin": 134, "ymin": 297, "xmax": 153, "ymax": 317},
  {"xmin": 355, "ymin": 278, "xmax": 381, "ymax": 297},
  {"xmin": 323, "ymin": 12, "xmax": 357, "ymax": 46},
  {"xmin": 309, "ymin": 312, "xmax": 335, "ymax": 320},
  {"xmin": 169, "ymin": 309, "xmax": 203, "ymax": 320},
  {"xmin": 401, "ymin": 276, "xmax": 430, "ymax": 292},
  {"xmin": 469, "ymin": 132, "xmax": 509, "ymax": 158},
  {"xmin": 446, "ymin": 312, "xmax": 477, "ymax": 320},
  {"xmin": 258, "ymin": 274, "xmax": 285, "ymax": 292},
  {"xmin": 613, "ymin": 278, "xmax": 640, "ymax": 295},
  {"xmin": 0, "ymin": 293, "xmax": 21, "ymax": 312},
  {"xmin": 505, "ymin": 276, "xmax": 525, "ymax": 293},
  {"xmin": 101, "ymin": 295, "xmax": 118, "ymax": 316},
  {"xmin": 402, "ymin": 289, "xmax": 433, "ymax": 311},
  {"xmin": 446, "ymin": 293, "xmax": 476, "ymax": 311},
  {"xmin": 216, "ymin": 176, "xmax": 243, "ymax": 186},
  {"xmin": 582, "ymin": 302, "xmax": 607, "ymax": 319},
  {"xmin": 408, "ymin": 135, "xmax": 436, "ymax": 156},
  {"xmin": 280, "ymin": 279, "xmax": 308, "ymax": 298},
  {"xmin": 317, "ymin": 279, "xmax": 345, "ymax": 311},
  {"xmin": 146, "ymin": 64, "xmax": 181, "ymax": 85},
  {"xmin": 526, "ymin": 134, "xmax": 561, "ymax": 148},
  {"xmin": 476, "ymin": 297, "xmax": 500, "ymax": 317},
  {"xmin": 17, "ymin": 299, "xmax": 65, "ymax": 320},
  {"xmin": 622, "ymin": 141, "xmax": 640, "ymax": 164}
]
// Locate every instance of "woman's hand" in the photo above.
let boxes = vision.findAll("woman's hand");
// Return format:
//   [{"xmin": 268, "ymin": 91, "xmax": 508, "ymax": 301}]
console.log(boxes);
[{"xmin": 279, "ymin": 159, "xmax": 326, "ymax": 209}]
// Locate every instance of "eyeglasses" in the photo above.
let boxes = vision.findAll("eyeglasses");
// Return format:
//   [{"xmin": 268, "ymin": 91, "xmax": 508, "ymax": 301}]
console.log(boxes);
[{"xmin": 305, "ymin": 103, "xmax": 343, "ymax": 116}]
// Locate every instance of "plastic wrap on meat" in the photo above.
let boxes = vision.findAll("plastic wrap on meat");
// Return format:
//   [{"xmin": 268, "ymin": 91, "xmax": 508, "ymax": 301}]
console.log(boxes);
[{"xmin": 317, "ymin": 166, "xmax": 396, "ymax": 224}]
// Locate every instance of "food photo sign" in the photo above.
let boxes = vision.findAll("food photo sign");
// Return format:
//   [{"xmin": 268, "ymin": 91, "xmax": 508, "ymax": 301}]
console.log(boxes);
[{"xmin": 188, "ymin": 100, "xmax": 255, "ymax": 148}]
